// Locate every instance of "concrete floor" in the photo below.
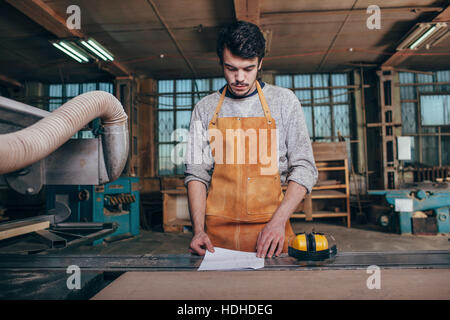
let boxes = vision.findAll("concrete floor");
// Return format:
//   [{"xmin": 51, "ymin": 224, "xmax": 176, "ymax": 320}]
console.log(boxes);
[{"xmin": 59, "ymin": 219, "xmax": 450, "ymax": 255}]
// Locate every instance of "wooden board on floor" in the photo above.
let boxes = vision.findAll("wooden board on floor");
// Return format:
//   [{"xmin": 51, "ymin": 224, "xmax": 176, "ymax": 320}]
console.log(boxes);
[
  {"xmin": 0, "ymin": 220, "xmax": 49, "ymax": 241},
  {"xmin": 92, "ymin": 269, "xmax": 450, "ymax": 300}
]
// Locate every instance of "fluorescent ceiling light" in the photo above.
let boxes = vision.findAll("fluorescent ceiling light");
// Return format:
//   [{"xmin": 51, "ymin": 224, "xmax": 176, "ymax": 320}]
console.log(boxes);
[
  {"xmin": 52, "ymin": 42, "xmax": 83, "ymax": 63},
  {"xmin": 81, "ymin": 38, "xmax": 114, "ymax": 61},
  {"xmin": 59, "ymin": 41, "xmax": 89, "ymax": 62},
  {"xmin": 409, "ymin": 25, "xmax": 437, "ymax": 49},
  {"xmin": 397, "ymin": 22, "xmax": 448, "ymax": 51},
  {"xmin": 51, "ymin": 37, "xmax": 115, "ymax": 63},
  {"xmin": 81, "ymin": 41, "xmax": 108, "ymax": 61}
]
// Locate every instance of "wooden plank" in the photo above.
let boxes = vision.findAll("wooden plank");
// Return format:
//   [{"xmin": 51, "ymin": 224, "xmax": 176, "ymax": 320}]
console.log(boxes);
[
  {"xmin": 0, "ymin": 221, "xmax": 49, "ymax": 241},
  {"xmin": 313, "ymin": 184, "xmax": 347, "ymax": 190},
  {"xmin": 163, "ymin": 191, "xmax": 190, "ymax": 233},
  {"xmin": 318, "ymin": 166, "xmax": 346, "ymax": 171},
  {"xmin": 161, "ymin": 189, "xmax": 187, "ymax": 195},
  {"xmin": 161, "ymin": 177, "xmax": 185, "ymax": 190},
  {"xmin": 234, "ymin": 0, "xmax": 261, "ymax": 25},
  {"xmin": 163, "ymin": 224, "xmax": 184, "ymax": 233},
  {"xmin": 138, "ymin": 79, "xmax": 158, "ymax": 179},
  {"xmin": 315, "ymin": 179, "xmax": 340, "ymax": 186},
  {"xmin": 292, "ymin": 212, "xmax": 348, "ymax": 219},
  {"xmin": 311, "ymin": 190, "xmax": 347, "ymax": 199},
  {"xmin": 312, "ymin": 142, "xmax": 347, "ymax": 161},
  {"xmin": 92, "ymin": 269, "xmax": 450, "ymax": 300}
]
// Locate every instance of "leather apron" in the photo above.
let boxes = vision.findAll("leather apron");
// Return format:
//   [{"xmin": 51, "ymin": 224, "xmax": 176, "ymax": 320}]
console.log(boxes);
[{"xmin": 205, "ymin": 81, "xmax": 295, "ymax": 252}]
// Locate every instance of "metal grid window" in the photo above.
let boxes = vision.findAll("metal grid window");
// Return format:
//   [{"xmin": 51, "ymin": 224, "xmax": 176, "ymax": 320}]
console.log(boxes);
[
  {"xmin": 157, "ymin": 77, "xmax": 226, "ymax": 176},
  {"xmin": 399, "ymin": 71, "xmax": 450, "ymax": 166},
  {"xmin": 274, "ymin": 73, "xmax": 352, "ymax": 142},
  {"xmin": 48, "ymin": 82, "xmax": 114, "ymax": 139}
]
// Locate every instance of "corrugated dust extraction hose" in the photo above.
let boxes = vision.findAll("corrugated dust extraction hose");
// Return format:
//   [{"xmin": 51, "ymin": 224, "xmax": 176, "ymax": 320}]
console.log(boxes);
[{"xmin": 0, "ymin": 91, "xmax": 128, "ymax": 181}]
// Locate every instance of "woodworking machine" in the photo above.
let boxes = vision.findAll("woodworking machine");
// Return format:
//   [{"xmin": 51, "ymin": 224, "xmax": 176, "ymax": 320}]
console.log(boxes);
[
  {"xmin": 369, "ymin": 182, "xmax": 450, "ymax": 234},
  {"xmin": 0, "ymin": 94, "xmax": 138, "ymax": 251}
]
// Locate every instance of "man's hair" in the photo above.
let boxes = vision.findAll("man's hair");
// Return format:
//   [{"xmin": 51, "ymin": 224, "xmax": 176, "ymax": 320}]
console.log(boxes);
[{"xmin": 216, "ymin": 21, "xmax": 266, "ymax": 65}]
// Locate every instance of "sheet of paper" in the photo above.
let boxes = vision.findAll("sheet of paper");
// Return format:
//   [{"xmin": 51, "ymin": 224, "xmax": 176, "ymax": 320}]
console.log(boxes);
[
  {"xmin": 198, "ymin": 247, "xmax": 264, "ymax": 271},
  {"xmin": 397, "ymin": 136, "xmax": 412, "ymax": 160}
]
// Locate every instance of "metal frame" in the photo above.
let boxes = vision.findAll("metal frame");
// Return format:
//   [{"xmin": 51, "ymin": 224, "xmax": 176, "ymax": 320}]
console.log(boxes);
[
  {"xmin": 398, "ymin": 74, "xmax": 450, "ymax": 168},
  {"xmin": 156, "ymin": 78, "xmax": 224, "ymax": 176},
  {"xmin": 0, "ymin": 250, "xmax": 449, "ymax": 271},
  {"xmin": 276, "ymin": 73, "xmax": 354, "ymax": 142}
]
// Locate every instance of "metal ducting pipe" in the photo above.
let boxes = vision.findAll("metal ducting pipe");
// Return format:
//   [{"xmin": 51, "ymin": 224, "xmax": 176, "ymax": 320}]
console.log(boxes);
[{"xmin": 0, "ymin": 91, "xmax": 129, "ymax": 182}]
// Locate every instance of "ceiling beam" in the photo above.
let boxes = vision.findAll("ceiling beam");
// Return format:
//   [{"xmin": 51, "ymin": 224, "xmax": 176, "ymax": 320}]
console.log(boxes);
[
  {"xmin": 261, "ymin": 6, "xmax": 443, "ymax": 20},
  {"xmin": 382, "ymin": 5, "xmax": 449, "ymax": 68},
  {"xmin": 0, "ymin": 74, "xmax": 24, "ymax": 88},
  {"xmin": 234, "ymin": 0, "xmax": 261, "ymax": 25},
  {"xmin": 5, "ymin": 0, "xmax": 131, "ymax": 77},
  {"xmin": 433, "ymin": 6, "xmax": 450, "ymax": 22}
]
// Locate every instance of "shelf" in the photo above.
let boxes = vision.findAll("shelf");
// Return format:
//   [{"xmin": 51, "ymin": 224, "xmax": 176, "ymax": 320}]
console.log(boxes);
[
  {"xmin": 317, "ymin": 166, "xmax": 346, "ymax": 171},
  {"xmin": 313, "ymin": 184, "xmax": 347, "ymax": 190},
  {"xmin": 291, "ymin": 212, "xmax": 349, "ymax": 219},
  {"xmin": 311, "ymin": 190, "xmax": 348, "ymax": 199}
]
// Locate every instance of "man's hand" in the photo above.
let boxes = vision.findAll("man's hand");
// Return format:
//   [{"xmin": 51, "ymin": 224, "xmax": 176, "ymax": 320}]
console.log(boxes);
[
  {"xmin": 189, "ymin": 231, "xmax": 215, "ymax": 256},
  {"xmin": 256, "ymin": 219, "xmax": 285, "ymax": 258}
]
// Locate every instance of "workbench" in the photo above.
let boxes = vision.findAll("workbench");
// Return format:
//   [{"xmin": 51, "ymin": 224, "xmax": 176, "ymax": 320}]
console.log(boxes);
[{"xmin": 1, "ymin": 251, "xmax": 449, "ymax": 300}]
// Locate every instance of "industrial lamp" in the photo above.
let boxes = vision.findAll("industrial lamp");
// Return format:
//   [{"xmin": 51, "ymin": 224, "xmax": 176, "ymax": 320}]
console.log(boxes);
[
  {"xmin": 51, "ymin": 38, "xmax": 115, "ymax": 63},
  {"xmin": 396, "ymin": 22, "xmax": 448, "ymax": 50}
]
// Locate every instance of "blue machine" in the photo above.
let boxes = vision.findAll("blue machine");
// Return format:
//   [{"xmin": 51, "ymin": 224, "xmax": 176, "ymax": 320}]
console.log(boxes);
[
  {"xmin": 369, "ymin": 183, "xmax": 450, "ymax": 234},
  {"xmin": 46, "ymin": 176, "xmax": 140, "ymax": 245}
]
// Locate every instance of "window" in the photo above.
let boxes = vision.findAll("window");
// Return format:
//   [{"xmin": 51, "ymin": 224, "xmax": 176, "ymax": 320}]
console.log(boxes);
[
  {"xmin": 275, "ymin": 73, "xmax": 352, "ymax": 142},
  {"xmin": 48, "ymin": 82, "xmax": 114, "ymax": 139},
  {"xmin": 420, "ymin": 94, "xmax": 450, "ymax": 126},
  {"xmin": 399, "ymin": 71, "xmax": 450, "ymax": 166},
  {"xmin": 157, "ymin": 77, "xmax": 226, "ymax": 176}
]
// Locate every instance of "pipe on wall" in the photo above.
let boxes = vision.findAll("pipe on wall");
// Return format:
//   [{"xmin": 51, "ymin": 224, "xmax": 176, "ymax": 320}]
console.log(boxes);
[{"xmin": 0, "ymin": 91, "xmax": 128, "ymax": 182}]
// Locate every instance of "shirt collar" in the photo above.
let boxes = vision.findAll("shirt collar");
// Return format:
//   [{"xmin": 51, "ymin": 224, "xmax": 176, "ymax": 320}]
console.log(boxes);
[{"xmin": 219, "ymin": 80, "xmax": 265, "ymax": 99}]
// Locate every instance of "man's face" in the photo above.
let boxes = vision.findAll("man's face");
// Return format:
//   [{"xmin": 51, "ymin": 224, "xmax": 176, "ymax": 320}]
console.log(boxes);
[{"xmin": 222, "ymin": 47, "xmax": 262, "ymax": 97}]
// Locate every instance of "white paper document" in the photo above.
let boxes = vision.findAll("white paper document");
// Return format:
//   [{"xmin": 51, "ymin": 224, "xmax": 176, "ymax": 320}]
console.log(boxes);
[{"xmin": 198, "ymin": 247, "xmax": 264, "ymax": 271}]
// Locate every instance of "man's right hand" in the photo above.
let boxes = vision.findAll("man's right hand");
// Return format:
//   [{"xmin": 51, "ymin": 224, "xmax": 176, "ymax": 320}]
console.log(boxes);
[{"xmin": 189, "ymin": 231, "xmax": 215, "ymax": 256}]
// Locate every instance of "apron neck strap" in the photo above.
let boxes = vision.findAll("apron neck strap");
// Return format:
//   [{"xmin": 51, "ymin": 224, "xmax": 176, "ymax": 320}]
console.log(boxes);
[
  {"xmin": 209, "ymin": 81, "xmax": 273, "ymax": 127},
  {"xmin": 210, "ymin": 84, "xmax": 227, "ymax": 126},
  {"xmin": 255, "ymin": 81, "xmax": 273, "ymax": 123}
]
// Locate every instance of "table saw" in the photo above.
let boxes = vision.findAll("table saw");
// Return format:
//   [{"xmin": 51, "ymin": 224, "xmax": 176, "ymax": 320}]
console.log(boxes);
[{"xmin": 0, "ymin": 251, "xmax": 449, "ymax": 299}]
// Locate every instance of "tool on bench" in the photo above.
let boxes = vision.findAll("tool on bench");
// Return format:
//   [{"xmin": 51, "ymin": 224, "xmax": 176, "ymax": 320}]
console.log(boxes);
[{"xmin": 288, "ymin": 232, "xmax": 337, "ymax": 261}]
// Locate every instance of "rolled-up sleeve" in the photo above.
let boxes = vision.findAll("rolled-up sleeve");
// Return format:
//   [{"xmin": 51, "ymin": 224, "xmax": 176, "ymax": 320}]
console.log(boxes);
[
  {"xmin": 285, "ymin": 96, "xmax": 318, "ymax": 193},
  {"xmin": 184, "ymin": 104, "xmax": 214, "ymax": 190}
]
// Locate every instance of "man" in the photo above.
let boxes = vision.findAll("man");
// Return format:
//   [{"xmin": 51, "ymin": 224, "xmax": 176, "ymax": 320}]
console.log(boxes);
[{"xmin": 184, "ymin": 21, "xmax": 317, "ymax": 258}]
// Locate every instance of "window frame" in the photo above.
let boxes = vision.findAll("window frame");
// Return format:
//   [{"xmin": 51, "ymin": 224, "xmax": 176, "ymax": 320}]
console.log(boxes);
[{"xmin": 156, "ymin": 77, "xmax": 225, "ymax": 177}]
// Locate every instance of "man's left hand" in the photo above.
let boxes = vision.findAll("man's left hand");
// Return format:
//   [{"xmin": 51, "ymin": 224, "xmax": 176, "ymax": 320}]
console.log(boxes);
[{"xmin": 256, "ymin": 219, "xmax": 285, "ymax": 258}]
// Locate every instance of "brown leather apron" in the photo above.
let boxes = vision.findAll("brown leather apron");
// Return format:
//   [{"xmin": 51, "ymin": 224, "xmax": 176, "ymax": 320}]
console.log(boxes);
[{"xmin": 205, "ymin": 81, "xmax": 295, "ymax": 252}]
